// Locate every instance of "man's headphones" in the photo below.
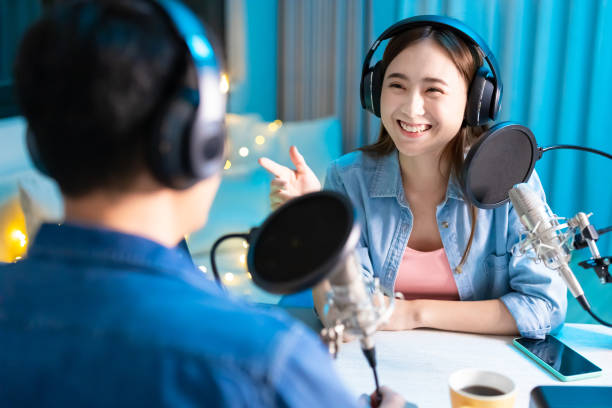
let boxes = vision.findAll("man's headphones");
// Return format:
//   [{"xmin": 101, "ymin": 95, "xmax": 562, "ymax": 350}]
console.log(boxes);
[
  {"xmin": 26, "ymin": 0, "xmax": 226, "ymax": 190},
  {"xmin": 360, "ymin": 15, "xmax": 503, "ymax": 126}
]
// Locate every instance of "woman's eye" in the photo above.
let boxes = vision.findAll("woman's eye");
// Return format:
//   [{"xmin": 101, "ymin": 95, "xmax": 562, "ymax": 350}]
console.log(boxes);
[
  {"xmin": 427, "ymin": 87, "xmax": 443, "ymax": 93},
  {"xmin": 389, "ymin": 83, "xmax": 403, "ymax": 89}
]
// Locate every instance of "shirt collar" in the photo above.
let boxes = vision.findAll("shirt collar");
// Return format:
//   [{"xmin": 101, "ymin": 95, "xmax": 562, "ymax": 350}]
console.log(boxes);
[{"xmin": 369, "ymin": 151, "xmax": 466, "ymax": 203}]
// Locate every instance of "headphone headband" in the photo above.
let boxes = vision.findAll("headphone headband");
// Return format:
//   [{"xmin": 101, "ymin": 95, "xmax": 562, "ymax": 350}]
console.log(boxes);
[
  {"xmin": 360, "ymin": 15, "xmax": 503, "ymax": 121},
  {"xmin": 152, "ymin": 0, "xmax": 226, "ymax": 185}
]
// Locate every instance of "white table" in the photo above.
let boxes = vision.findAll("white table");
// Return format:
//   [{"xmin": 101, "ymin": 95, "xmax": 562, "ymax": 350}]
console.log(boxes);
[{"xmin": 328, "ymin": 323, "xmax": 612, "ymax": 408}]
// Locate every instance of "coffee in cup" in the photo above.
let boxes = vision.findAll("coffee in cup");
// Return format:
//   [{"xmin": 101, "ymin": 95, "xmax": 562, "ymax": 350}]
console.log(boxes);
[{"xmin": 449, "ymin": 368, "xmax": 516, "ymax": 408}]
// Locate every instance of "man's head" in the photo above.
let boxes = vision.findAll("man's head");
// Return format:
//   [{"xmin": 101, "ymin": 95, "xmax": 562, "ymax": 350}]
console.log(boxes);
[{"xmin": 15, "ymin": 0, "xmax": 225, "ymax": 197}]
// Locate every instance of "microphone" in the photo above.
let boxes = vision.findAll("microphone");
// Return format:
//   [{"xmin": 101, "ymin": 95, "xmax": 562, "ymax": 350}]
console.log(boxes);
[
  {"xmin": 212, "ymin": 191, "xmax": 393, "ymax": 399},
  {"xmin": 508, "ymin": 183, "xmax": 589, "ymax": 309}
]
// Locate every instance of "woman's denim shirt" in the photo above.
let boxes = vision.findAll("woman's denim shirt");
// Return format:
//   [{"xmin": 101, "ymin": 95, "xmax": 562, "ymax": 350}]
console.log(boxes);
[{"xmin": 324, "ymin": 150, "xmax": 567, "ymax": 339}]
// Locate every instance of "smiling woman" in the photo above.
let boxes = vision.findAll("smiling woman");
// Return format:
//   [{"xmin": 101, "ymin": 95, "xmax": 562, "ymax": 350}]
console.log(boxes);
[
  {"xmin": 361, "ymin": 26, "xmax": 485, "ymax": 260},
  {"xmin": 259, "ymin": 16, "xmax": 568, "ymax": 340}
]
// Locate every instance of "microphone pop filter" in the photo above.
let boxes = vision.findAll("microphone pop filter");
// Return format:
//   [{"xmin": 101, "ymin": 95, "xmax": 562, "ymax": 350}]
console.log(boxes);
[
  {"xmin": 247, "ymin": 191, "xmax": 360, "ymax": 294},
  {"xmin": 462, "ymin": 122, "xmax": 540, "ymax": 209}
]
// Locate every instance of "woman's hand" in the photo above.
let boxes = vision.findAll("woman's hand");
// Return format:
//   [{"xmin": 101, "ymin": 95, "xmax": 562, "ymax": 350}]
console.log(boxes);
[
  {"xmin": 258, "ymin": 146, "xmax": 321, "ymax": 210},
  {"xmin": 378, "ymin": 298, "xmax": 422, "ymax": 331}
]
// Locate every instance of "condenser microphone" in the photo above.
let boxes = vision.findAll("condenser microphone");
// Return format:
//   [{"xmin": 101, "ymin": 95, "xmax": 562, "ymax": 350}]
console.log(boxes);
[
  {"xmin": 245, "ymin": 190, "xmax": 392, "ymax": 399},
  {"xmin": 508, "ymin": 183, "xmax": 589, "ymax": 308}
]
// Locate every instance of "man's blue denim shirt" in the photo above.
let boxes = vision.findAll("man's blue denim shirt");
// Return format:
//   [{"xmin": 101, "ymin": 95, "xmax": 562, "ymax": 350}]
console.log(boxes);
[
  {"xmin": 324, "ymin": 151, "xmax": 568, "ymax": 339},
  {"xmin": 0, "ymin": 223, "xmax": 358, "ymax": 407}
]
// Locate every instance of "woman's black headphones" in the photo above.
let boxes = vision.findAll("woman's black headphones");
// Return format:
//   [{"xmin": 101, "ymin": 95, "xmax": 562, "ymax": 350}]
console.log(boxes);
[
  {"xmin": 360, "ymin": 15, "xmax": 503, "ymax": 126},
  {"xmin": 26, "ymin": 0, "xmax": 226, "ymax": 190}
]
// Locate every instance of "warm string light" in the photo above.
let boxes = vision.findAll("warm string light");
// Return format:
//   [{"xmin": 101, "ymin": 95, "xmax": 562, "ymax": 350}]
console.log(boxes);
[
  {"xmin": 267, "ymin": 119, "xmax": 283, "ymax": 132},
  {"xmin": 238, "ymin": 147, "xmax": 249, "ymax": 157},
  {"xmin": 222, "ymin": 272, "xmax": 236, "ymax": 285},
  {"xmin": 254, "ymin": 135, "xmax": 266, "ymax": 145},
  {"xmin": 212, "ymin": 114, "xmax": 289, "ymax": 291},
  {"xmin": 222, "ymin": 118, "xmax": 285, "ymax": 175}
]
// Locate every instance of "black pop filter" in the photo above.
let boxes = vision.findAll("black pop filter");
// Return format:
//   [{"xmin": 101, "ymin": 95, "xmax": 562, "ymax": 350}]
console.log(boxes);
[
  {"xmin": 462, "ymin": 122, "xmax": 540, "ymax": 209},
  {"xmin": 246, "ymin": 191, "xmax": 360, "ymax": 294}
]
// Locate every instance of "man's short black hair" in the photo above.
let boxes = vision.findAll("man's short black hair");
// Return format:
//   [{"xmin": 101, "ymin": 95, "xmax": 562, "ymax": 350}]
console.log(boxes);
[{"xmin": 15, "ymin": 0, "xmax": 187, "ymax": 196}]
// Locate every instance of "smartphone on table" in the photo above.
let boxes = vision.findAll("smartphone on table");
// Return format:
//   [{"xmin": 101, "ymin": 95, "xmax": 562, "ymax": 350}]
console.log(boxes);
[{"xmin": 513, "ymin": 335, "xmax": 602, "ymax": 381}]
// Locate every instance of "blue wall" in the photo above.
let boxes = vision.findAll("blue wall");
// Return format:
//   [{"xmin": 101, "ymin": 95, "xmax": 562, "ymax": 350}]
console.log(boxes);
[{"xmin": 226, "ymin": 0, "xmax": 278, "ymax": 121}]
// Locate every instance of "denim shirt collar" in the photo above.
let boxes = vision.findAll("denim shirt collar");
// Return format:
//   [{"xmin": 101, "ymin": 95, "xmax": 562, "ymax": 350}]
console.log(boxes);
[
  {"xmin": 369, "ymin": 150, "xmax": 465, "ymax": 203},
  {"xmin": 28, "ymin": 223, "xmax": 219, "ymax": 294}
]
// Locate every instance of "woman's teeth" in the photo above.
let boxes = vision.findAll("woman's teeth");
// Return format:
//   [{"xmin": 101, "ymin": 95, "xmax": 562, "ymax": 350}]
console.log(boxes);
[{"xmin": 399, "ymin": 121, "xmax": 430, "ymax": 133}]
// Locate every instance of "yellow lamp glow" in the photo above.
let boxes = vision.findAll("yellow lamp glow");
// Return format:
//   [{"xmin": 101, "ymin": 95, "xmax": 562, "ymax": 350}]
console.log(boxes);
[
  {"xmin": 11, "ymin": 229, "xmax": 27, "ymax": 247},
  {"xmin": 0, "ymin": 197, "xmax": 28, "ymax": 262},
  {"xmin": 224, "ymin": 160, "xmax": 232, "ymax": 170}
]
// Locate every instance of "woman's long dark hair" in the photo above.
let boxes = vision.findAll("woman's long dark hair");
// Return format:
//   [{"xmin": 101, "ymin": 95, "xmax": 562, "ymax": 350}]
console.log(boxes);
[{"xmin": 359, "ymin": 26, "xmax": 487, "ymax": 271}]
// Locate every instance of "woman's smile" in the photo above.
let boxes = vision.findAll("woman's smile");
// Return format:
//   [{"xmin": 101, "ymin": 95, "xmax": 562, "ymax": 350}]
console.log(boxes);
[{"xmin": 397, "ymin": 120, "xmax": 432, "ymax": 138}]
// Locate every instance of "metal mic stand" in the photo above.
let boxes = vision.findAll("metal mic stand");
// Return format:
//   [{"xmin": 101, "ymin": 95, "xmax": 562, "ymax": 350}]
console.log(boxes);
[
  {"xmin": 512, "ymin": 205, "xmax": 612, "ymax": 327},
  {"xmin": 537, "ymin": 144, "xmax": 612, "ymax": 325},
  {"xmin": 320, "ymin": 272, "xmax": 395, "ymax": 407},
  {"xmin": 572, "ymin": 218, "xmax": 612, "ymax": 284},
  {"xmin": 562, "ymin": 212, "xmax": 612, "ymax": 327}
]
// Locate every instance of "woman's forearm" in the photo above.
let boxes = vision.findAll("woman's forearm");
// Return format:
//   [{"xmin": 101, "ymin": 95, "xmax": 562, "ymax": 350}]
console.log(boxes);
[{"xmin": 387, "ymin": 298, "xmax": 519, "ymax": 335}]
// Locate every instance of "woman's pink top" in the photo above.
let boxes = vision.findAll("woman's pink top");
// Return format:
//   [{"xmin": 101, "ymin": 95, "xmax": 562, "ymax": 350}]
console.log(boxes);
[{"xmin": 394, "ymin": 246, "xmax": 460, "ymax": 300}]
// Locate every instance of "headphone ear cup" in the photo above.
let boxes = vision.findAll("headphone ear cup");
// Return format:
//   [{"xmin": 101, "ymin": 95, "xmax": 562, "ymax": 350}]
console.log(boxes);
[
  {"xmin": 148, "ymin": 97, "xmax": 194, "ymax": 189},
  {"xmin": 188, "ymin": 116, "xmax": 226, "ymax": 181},
  {"xmin": 466, "ymin": 69, "xmax": 495, "ymax": 126},
  {"xmin": 362, "ymin": 61, "xmax": 384, "ymax": 117},
  {"xmin": 370, "ymin": 61, "xmax": 384, "ymax": 117}
]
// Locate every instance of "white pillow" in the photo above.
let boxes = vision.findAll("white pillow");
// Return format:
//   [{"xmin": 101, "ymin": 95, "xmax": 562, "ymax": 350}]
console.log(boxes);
[{"xmin": 18, "ymin": 172, "xmax": 64, "ymax": 238}]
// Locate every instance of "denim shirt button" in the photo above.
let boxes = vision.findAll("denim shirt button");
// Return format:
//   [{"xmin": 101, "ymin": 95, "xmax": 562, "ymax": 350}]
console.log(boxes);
[{"xmin": 441, "ymin": 221, "xmax": 449, "ymax": 228}]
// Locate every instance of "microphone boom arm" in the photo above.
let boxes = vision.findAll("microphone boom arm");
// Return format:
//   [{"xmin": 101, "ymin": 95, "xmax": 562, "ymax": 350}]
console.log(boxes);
[{"xmin": 569, "ymin": 212, "xmax": 612, "ymax": 284}]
